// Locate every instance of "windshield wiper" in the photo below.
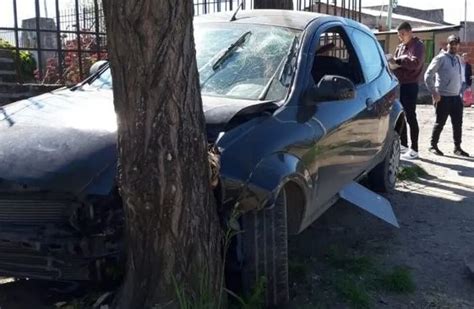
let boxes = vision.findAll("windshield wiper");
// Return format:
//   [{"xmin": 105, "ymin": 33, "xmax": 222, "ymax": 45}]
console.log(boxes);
[
  {"xmin": 211, "ymin": 31, "xmax": 252, "ymax": 71},
  {"xmin": 278, "ymin": 36, "xmax": 299, "ymax": 87},
  {"xmin": 70, "ymin": 62, "xmax": 110, "ymax": 91}
]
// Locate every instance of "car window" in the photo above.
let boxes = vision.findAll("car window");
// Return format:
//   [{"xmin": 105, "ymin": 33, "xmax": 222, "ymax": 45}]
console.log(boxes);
[
  {"xmin": 311, "ymin": 26, "xmax": 364, "ymax": 86},
  {"xmin": 351, "ymin": 29, "xmax": 384, "ymax": 83},
  {"xmin": 195, "ymin": 23, "xmax": 300, "ymax": 101}
]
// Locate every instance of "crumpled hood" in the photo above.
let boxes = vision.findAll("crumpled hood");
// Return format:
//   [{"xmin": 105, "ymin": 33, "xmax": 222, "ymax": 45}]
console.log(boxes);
[
  {"xmin": 0, "ymin": 87, "xmax": 117, "ymax": 194},
  {"xmin": 0, "ymin": 88, "xmax": 275, "ymax": 194}
]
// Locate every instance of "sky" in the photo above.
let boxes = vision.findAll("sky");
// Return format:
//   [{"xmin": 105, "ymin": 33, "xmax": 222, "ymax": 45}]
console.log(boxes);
[
  {"xmin": 0, "ymin": 0, "xmax": 472, "ymax": 29},
  {"xmin": 362, "ymin": 0, "xmax": 473, "ymax": 24}
]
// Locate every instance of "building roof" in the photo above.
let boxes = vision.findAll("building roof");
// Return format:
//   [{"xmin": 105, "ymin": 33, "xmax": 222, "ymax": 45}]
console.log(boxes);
[
  {"xmin": 361, "ymin": 7, "xmax": 440, "ymax": 27},
  {"xmin": 375, "ymin": 24, "xmax": 462, "ymax": 35}
]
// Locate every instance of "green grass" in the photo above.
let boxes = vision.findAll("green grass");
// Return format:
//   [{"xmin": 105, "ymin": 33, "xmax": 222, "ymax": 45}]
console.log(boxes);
[
  {"xmin": 334, "ymin": 276, "xmax": 371, "ymax": 309},
  {"xmin": 380, "ymin": 266, "xmax": 416, "ymax": 293},
  {"xmin": 398, "ymin": 165, "xmax": 428, "ymax": 181},
  {"xmin": 289, "ymin": 259, "xmax": 310, "ymax": 283},
  {"xmin": 227, "ymin": 276, "xmax": 266, "ymax": 309},
  {"xmin": 309, "ymin": 246, "xmax": 416, "ymax": 308}
]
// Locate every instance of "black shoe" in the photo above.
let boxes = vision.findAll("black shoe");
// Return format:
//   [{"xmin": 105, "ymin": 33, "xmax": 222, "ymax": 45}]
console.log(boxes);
[
  {"xmin": 454, "ymin": 148, "xmax": 470, "ymax": 157},
  {"xmin": 429, "ymin": 146, "xmax": 444, "ymax": 156}
]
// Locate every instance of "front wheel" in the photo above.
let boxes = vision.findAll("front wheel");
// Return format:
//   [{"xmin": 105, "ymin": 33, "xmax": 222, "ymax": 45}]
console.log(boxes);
[
  {"xmin": 234, "ymin": 188, "xmax": 290, "ymax": 306},
  {"xmin": 368, "ymin": 131, "xmax": 401, "ymax": 192}
]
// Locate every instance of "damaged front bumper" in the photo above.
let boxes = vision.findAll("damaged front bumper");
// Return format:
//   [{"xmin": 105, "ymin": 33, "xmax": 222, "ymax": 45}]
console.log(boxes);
[{"xmin": 0, "ymin": 192, "xmax": 124, "ymax": 281}]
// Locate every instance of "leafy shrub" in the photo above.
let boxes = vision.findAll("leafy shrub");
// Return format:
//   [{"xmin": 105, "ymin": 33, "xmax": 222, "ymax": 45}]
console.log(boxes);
[
  {"xmin": 36, "ymin": 32, "xmax": 107, "ymax": 85},
  {"xmin": 0, "ymin": 38, "xmax": 37, "ymax": 81}
]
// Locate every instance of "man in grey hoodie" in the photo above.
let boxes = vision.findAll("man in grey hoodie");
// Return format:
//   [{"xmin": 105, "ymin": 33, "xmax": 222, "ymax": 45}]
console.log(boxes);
[{"xmin": 424, "ymin": 34, "xmax": 469, "ymax": 157}]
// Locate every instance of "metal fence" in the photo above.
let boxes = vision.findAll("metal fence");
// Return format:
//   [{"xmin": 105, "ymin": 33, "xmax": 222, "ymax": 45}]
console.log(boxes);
[{"xmin": 0, "ymin": 0, "xmax": 361, "ymax": 84}]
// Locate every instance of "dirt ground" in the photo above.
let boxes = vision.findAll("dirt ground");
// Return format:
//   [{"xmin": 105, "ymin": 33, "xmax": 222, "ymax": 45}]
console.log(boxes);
[
  {"xmin": 0, "ymin": 105, "xmax": 473, "ymax": 308},
  {"xmin": 287, "ymin": 105, "xmax": 474, "ymax": 308}
]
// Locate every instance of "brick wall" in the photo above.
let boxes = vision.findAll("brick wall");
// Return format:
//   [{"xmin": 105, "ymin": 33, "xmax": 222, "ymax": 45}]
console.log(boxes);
[{"xmin": 459, "ymin": 43, "xmax": 474, "ymax": 64}]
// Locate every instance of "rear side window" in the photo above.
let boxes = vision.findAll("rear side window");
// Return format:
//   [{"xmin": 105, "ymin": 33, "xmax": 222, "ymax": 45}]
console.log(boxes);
[{"xmin": 351, "ymin": 29, "xmax": 384, "ymax": 83}]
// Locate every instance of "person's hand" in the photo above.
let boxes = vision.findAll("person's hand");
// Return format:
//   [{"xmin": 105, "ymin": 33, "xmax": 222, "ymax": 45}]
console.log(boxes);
[
  {"xmin": 432, "ymin": 92, "xmax": 441, "ymax": 107},
  {"xmin": 395, "ymin": 54, "xmax": 409, "ymax": 64}
]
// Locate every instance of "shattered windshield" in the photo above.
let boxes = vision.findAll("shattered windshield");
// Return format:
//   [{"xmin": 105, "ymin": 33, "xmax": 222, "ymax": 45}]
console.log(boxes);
[
  {"xmin": 195, "ymin": 23, "xmax": 300, "ymax": 100},
  {"xmin": 87, "ymin": 23, "xmax": 299, "ymax": 101}
]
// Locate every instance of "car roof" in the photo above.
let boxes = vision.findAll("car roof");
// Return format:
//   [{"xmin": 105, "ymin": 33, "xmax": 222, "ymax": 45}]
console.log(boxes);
[{"xmin": 195, "ymin": 9, "xmax": 331, "ymax": 31}]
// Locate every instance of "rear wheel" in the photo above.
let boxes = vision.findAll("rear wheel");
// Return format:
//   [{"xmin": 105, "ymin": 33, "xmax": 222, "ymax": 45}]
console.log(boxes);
[
  {"xmin": 228, "ymin": 188, "xmax": 289, "ymax": 306},
  {"xmin": 368, "ymin": 131, "xmax": 401, "ymax": 192}
]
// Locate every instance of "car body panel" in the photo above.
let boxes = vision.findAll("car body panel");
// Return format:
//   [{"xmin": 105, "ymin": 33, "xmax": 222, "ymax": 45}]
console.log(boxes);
[{"xmin": 0, "ymin": 10, "xmax": 403, "ymax": 281}]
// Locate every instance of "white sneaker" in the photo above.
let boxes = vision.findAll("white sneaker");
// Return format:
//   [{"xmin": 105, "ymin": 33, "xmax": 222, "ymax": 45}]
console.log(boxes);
[
  {"xmin": 400, "ymin": 145, "xmax": 409, "ymax": 154},
  {"xmin": 402, "ymin": 150, "xmax": 419, "ymax": 160}
]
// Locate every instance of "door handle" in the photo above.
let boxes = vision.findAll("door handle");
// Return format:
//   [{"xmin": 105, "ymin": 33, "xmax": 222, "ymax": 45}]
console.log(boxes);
[{"xmin": 366, "ymin": 98, "xmax": 375, "ymax": 110}]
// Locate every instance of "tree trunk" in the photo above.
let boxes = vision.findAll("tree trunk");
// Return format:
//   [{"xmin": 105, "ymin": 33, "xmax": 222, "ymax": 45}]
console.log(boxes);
[
  {"xmin": 103, "ymin": 1, "xmax": 223, "ymax": 308},
  {"xmin": 254, "ymin": 0, "xmax": 294, "ymax": 10}
]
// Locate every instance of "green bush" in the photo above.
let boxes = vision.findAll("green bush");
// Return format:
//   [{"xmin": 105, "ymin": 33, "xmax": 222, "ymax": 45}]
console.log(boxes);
[{"xmin": 0, "ymin": 39, "xmax": 37, "ymax": 81}]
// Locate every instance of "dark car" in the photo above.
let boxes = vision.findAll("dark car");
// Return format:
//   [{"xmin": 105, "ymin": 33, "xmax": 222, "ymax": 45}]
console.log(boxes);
[{"xmin": 0, "ymin": 10, "xmax": 404, "ymax": 306}]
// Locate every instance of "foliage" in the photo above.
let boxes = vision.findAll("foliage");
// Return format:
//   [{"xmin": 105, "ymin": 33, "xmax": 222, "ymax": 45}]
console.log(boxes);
[
  {"xmin": 397, "ymin": 165, "xmax": 428, "ymax": 181},
  {"xmin": 380, "ymin": 266, "xmax": 416, "ymax": 293},
  {"xmin": 306, "ymin": 245, "xmax": 416, "ymax": 308},
  {"xmin": 0, "ymin": 38, "xmax": 37, "ymax": 81},
  {"xmin": 36, "ymin": 32, "xmax": 107, "ymax": 85}
]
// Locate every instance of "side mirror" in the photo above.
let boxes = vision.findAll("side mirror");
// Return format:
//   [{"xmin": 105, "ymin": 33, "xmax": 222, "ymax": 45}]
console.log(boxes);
[
  {"xmin": 89, "ymin": 60, "xmax": 109, "ymax": 76},
  {"xmin": 306, "ymin": 75, "xmax": 356, "ymax": 103}
]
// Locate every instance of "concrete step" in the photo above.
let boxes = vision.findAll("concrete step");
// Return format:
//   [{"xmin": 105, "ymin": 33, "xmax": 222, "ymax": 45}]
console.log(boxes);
[
  {"xmin": 0, "ymin": 50, "xmax": 14, "ymax": 59},
  {"xmin": 0, "ymin": 57, "xmax": 14, "ymax": 64},
  {"xmin": 0, "ymin": 83, "xmax": 31, "ymax": 93},
  {"xmin": 0, "ymin": 82, "xmax": 62, "ymax": 105},
  {"xmin": 0, "ymin": 61, "xmax": 16, "ymax": 71},
  {"xmin": 0, "ymin": 74, "xmax": 17, "ymax": 83}
]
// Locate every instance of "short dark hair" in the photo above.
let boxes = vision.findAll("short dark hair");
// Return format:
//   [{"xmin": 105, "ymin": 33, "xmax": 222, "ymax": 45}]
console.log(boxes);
[
  {"xmin": 397, "ymin": 22, "xmax": 412, "ymax": 32},
  {"xmin": 447, "ymin": 34, "xmax": 461, "ymax": 44}
]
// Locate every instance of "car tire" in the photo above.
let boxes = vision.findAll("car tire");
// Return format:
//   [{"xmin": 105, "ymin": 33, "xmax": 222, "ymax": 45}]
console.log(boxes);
[
  {"xmin": 239, "ymin": 188, "xmax": 289, "ymax": 306},
  {"xmin": 368, "ymin": 131, "xmax": 401, "ymax": 192}
]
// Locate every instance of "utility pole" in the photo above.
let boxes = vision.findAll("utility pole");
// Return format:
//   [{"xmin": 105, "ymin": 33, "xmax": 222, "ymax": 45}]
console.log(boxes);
[
  {"xmin": 465, "ymin": 0, "xmax": 468, "ymax": 41},
  {"xmin": 43, "ymin": 0, "xmax": 48, "ymax": 17},
  {"xmin": 386, "ymin": 0, "xmax": 398, "ymax": 30}
]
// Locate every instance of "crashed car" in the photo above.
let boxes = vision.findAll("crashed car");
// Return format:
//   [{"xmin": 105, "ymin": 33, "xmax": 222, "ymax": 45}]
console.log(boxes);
[{"xmin": 0, "ymin": 9, "xmax": 404, "ymax": 306}]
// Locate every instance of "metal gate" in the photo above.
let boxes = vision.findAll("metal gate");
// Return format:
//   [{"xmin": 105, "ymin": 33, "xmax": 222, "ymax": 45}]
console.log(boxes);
[{"xmin": 0, "ymin": 0, "xmax": 361, "ymax": 84}]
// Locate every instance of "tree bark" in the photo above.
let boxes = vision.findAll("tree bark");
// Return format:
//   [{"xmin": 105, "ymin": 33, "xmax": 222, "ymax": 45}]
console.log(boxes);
[
  {"xmin": 103, "ymin": 1, "xmax": 223, "ymax": 308},
  {"xmin": 254, "ymin": 0, "xmax": 294, "ymax": 10}
]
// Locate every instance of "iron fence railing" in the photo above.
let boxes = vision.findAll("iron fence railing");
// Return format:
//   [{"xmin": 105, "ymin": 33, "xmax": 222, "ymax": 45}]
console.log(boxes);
[{"xmin": 0, "ymin": 0, "xmax": 361, "ymax": 84}]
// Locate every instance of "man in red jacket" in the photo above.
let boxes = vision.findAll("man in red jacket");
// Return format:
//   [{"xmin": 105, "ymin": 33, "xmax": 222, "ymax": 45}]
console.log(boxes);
[{"xmin": 392, "ymin": 22, "xmax": 425, "ymax": 160}]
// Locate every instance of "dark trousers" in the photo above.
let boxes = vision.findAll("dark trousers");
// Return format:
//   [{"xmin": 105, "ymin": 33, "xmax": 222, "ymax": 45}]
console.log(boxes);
[
  {"xmin": 400, "ymin": 83, "xmax": 419, "ymax": 152},
  {"xmin": 431, "ymin": 96, "xmax": 464, "ymax": 148}
]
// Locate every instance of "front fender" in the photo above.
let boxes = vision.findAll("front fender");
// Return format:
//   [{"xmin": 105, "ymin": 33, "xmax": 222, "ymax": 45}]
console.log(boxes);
[
  {"xmin": 235, "ymin": 152, "xmax": 311, "ymax": 212},
  {"xmin": 390, "ymin": 99, "xmax": 405, "ymax": 133}
]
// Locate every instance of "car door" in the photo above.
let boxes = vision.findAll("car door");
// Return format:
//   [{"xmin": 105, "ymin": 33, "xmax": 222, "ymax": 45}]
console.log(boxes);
[
  {"xmin": 301, "ymin": 23, "xmax": 379, "ymax": 214},
  {"xmin": 349, "ymin": 27, "xmax": 393, "ymax": 153}
]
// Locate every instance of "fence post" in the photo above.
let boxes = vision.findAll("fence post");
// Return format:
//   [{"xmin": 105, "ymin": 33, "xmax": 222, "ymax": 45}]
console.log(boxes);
[
  {"xmin": 74, "ymin": 0, "xmax": 83, "ymax": 79},
  {"xmin": 12, "ymin": 0, "xmax": 23, "ymax": 83},
  {"xmin": 94, "ymin": 0, "xmax": 101, "ymax": 60},
  {"xmin": 35, "ymin": 0, "xmax": 43, "ymax": 81},
  {"xmin": 55, "ymin": 0, "xmax": 64, "ymax": 83}
]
